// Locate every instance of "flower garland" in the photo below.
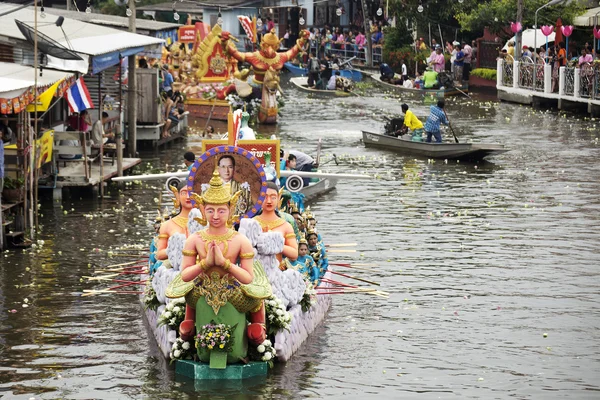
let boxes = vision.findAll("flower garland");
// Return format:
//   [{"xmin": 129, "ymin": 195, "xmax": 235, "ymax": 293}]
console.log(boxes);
[
  {"xmin": 143, "ymin": 280, "xmax": 161, "ymax": 311},
  {"xmin": 300, "ymin": 278, "xmax": 317, "ymax": 313},
  {"xmin": 249, "ymin": 339, "xmax": 276, "ymax": 368},
  {"xmin": 265, "ymin": 295, "xmax": 291, "ymax": 335},
  {"xmin": 157, "ymin": 298, "xmax": 186, "ymax": 330},
  {"xmin": 195, "ymin": 321, "xmax": 236, "ymax": 353},
  {"xmin": 169, "ymin": 337, "xmax": 193, "ymax": 364}
]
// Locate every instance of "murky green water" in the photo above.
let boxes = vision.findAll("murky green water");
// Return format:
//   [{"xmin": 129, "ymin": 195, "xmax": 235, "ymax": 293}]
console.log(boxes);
[{"xmin": 1, "ymin": 76, "xmax": 599, "ymax": 399}]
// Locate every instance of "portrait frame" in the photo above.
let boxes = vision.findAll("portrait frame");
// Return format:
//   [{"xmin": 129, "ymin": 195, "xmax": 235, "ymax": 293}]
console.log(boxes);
[
  {"xmin": 187, "ymin": 145, "xmax": 268, "ymax": 218},
  {"xmin": 202, "ymin": 139, "xmax": 281, "ymax": 177}
]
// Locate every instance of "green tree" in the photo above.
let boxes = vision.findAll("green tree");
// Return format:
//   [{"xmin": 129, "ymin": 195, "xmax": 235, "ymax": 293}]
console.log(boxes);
[{"xmin": 455, "ymin": 0, "xmax": 585, "ymax": 35}]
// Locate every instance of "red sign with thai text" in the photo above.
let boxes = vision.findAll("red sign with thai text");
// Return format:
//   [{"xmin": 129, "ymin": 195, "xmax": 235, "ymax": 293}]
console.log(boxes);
[{"xmin": 178, "ymin": 26, "xmax": 196, "ymax": 43}]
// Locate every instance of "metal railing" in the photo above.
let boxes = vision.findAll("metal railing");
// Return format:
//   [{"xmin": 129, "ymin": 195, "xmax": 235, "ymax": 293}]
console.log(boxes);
[
  {"xmin": 579, "ymin": 63, "xmax": 595, "ymax": 99},
  {"xmin": 502, "ymin": 60, "xmax": 513, "ymax": 86},
  {"xmin": 308, "ymin": 40, "xmax": 382, "ymax": 65},
  {"xmin": 519, "ymin": 61, "xmax": 534, "ymax": 89},
  {"xmin": 564, "ymin": 67, "xmax": 575, "ymax": 96}
]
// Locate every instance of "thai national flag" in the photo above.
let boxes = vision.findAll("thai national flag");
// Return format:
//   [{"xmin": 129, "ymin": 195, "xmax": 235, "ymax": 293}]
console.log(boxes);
[{"xmin": 65, "ymin": 77, "xmax": 93, "ymax": 113}]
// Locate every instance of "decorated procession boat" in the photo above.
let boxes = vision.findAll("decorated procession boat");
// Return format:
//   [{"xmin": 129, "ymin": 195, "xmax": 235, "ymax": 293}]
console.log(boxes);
[
  {"xmin": 284, "ymin": 62, "xmax": 363, "ymax": 81},
  {"xmin": 129, "ymin": 134, "xmax": 347, "ymax": 381},
  {"xmin": 365, "ymin": 70, "xmax": 469, "ymax": 98},
  {"xmin": 362, "ymin": 130, "xmax": 508, "ymax": 161},
  {"xmin": 289, "ymin": 77, "xmax": 355, "ymax": 97},
  {"xmin": 173, "ymin": 20, "xmax": 312, "ymax": 125}
]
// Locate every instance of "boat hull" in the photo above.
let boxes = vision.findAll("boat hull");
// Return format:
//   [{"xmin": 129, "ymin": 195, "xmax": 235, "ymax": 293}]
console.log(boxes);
[
  {"xmin": 290, "ymin": 77, "xmax": 354, "ymax": 97},
  {"xmin": 364, "ymin": 71, "xmax": 469, "ymax": 98},
  {"xmin": 362, "ymin": 131, "xmax": 508, "ymax": 161},
  {"xmin": 284, "ymin": 63, "xmax": 362, "ymax": 81},
  {"xmin": 300, "ymin": 178, "xmax": 338, "ymax": 202}
]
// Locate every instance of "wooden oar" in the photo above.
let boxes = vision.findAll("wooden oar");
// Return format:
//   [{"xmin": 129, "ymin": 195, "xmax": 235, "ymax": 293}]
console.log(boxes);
[
  {"xmin": 82, "ymin": 289, "xmax": 143, "ymax": 297},
  {"xmin": 326, "ymin": 243, "xmax": 357, "ymax": 248},
  {"xmin": 330, "ymin": 270, "xmax": 380, "ymax": 286},
  {"xmin": 102, "ymin": 261, "xmax": 138, "ymax": 269},
  {"xmin": 329, "ymin": 263, "xmax": 377, "ymax": 272},
  {"xmin": 327, "ymin": 249, "xmax": 356, "ymax": 253},
  {"xmin": 443, "ymin": 109, "xmax": 459, "ymax": 143}
]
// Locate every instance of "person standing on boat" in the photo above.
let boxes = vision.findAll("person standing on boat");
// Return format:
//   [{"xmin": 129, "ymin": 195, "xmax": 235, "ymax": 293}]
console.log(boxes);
[
  {"xmin": 307, "ymin": 52, "xmax": 321, "ymax": 88},
  {"xmin": 319, "ymin": 53, "xmax": 333, "ymax": 90},
  {"xmin": 424, "ymin": 100, "xmax": 449, "ymax": 143},
  {"xmin": 401, "ymin": 60, "xmax": 408, "ymax": 81},
  {"xmin": 401, "ymin": 103, "xmax": 425, "ymax": 142}
]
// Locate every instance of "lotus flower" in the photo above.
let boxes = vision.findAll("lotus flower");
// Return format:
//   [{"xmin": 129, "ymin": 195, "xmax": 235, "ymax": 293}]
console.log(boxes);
[
  {"xmin": 561, "ymin": 25, "xmax": 574, "ymax": 37},
  {"xmin": 510, "ymin": 22, "xmax": 522, "ymax": 33},
  {"xmin": 540, "ymin": 25, "xmax": 554, "ymax": 37},
  {"xmin": 593, "ymin": 26, "xmax": 600, "ymax": 39}
]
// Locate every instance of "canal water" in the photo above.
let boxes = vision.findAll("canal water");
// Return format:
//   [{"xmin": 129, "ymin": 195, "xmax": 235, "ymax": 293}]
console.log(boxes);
[{"xmin": 0, "ymin": 78, "xmax": 599, "ymax": 399}]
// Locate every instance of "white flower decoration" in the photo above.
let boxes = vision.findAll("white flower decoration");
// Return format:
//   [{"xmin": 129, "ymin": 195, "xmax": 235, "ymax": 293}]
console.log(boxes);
[
  {"xmin": 241, "ymin": 182, "xmax": 250, "ymax": 191},
  {"xmin": 182, "ymin": 341, "xmax": 190, "ymax": 350},
  {"xmin": 257, "ymin": 344, "xmax": 265, "ymax": 353},
  {"xmin": 173, "ymin": 350, "xmax": 181, "ymax": 358}
]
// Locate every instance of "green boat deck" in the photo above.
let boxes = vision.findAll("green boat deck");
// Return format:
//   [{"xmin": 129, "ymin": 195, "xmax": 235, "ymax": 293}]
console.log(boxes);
[{"xmin": 176, "ymin": 359, "xmax": 268, "ymax": 380}]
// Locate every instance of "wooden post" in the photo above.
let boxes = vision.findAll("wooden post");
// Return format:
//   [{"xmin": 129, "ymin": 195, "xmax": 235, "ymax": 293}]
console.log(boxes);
[
  {"xmin": 361, "ymin": 0, "xmax": 373, "ymax": 67},
  {"xmin": 127, "ymin": 0, "xmax": 137, "ymax": 157},
  {"xmin": 117, "ymin": 59, "xmax": 124, "ymax": 177},
  {"xmin": 98, "ymin": 74, "xmax": 104, "ymax": 197},
  {"xmin": 515, "ymin": 0, "xmax": 523, "ymax": 60}
]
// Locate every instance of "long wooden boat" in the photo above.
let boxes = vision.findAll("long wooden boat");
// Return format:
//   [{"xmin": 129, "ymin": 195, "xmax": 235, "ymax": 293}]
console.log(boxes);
[
  {"xmin": 284, "ymin": 62, "xmax": 363, "ymax": 81},
  {"xmin": 365, "ymin": 71, "xmax": 469, "ymax": 98},
  {"xmin": 290, "ymin": 77, "xmax": 354, "ymax": 97},
  {"xmin": 362, "ymin": 131, "xmax": 508, "ymax": 161}
]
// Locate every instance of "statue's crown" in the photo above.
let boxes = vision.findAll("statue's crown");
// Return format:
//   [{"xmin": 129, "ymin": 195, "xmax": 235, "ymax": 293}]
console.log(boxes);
[
  {"xmin": 201, "ymin": 168, "xmax": 232, "ymax": 204},
  {"xmin": 262, "ymin": 29, "xmax": 281, "ymax": 48}
]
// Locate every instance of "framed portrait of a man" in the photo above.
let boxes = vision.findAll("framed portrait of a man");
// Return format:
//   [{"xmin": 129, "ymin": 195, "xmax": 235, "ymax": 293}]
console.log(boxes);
[{"xmin": 187, "ymin": 145, "xmax": 268, "ymax": 218}]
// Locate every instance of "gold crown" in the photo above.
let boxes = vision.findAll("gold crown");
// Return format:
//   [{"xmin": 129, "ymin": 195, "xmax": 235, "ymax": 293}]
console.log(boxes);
[
  {"xmin": 261, "ymin": 29, "xmax": 282, "ymax": 48},
  {"xmin": 298, "ymin": 233, "xmax": 308, "ymax": 246},
  {"xmin": 289, "ymin": 201, "xmax": 300, "ymax": 214},
  {"xmin": 201, "ymin": 168, "xmax": 233, "ymax": 205},
  {"xmin": 306, "ymin": 228, "xmax": 318, "ymax": 238}
]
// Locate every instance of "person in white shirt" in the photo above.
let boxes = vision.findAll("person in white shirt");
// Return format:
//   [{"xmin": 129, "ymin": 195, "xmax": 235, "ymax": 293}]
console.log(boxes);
[
  {"xmin": 401, "ymin": 60, "xmax": 408, "ymax": 81},
  {"xmin": 91, "ymin": 112, "xmax": 114, "ymax": 147},
  {"xmin": 327, "ymin": 71, "xmax": 339, "ymax": 90},
  {"xmin": 403, "ymin": 78, "xmax": 414, "ymax": 89}
]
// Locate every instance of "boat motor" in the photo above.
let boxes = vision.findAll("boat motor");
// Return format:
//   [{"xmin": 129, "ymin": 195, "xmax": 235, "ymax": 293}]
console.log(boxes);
[
  {"xmin": 165, "ymin": 177, "xmax": 185, "ymax": 191},
  {"xmin": 285, "ymin": 175, "xmax": 304, "ymax": 192}
]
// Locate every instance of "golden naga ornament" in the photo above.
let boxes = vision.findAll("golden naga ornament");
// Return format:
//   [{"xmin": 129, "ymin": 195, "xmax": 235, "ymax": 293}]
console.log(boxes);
[{"xmin": 169, "ymin": 185, "xmax": 180, "ymax": 209}]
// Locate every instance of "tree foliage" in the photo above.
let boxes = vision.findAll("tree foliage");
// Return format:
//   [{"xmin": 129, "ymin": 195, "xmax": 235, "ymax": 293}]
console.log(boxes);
[{"xmin": 455, "ymin": 0, "xmax": 586, "ymax": 35}]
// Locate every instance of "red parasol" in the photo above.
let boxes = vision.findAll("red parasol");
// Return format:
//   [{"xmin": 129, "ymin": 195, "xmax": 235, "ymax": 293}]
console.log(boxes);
[{"xmin": 555, "ymin": 18, "xmax": 564, "ymax": 45}]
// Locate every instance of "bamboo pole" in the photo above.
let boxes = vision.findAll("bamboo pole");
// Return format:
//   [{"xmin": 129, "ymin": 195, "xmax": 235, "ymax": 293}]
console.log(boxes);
[
  {"xmin": 329, "ymin": 270, "xmax": 380, "ymax": 286},
  {"xmin": 99, "ymin": 74, "xmax": 104, "ymax": 197}
]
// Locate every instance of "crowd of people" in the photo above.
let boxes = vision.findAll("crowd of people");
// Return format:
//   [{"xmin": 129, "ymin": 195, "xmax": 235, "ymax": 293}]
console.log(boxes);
[
  {"xmin": 379, "ymin": 39, "xmax": 476, "ymax": 90},
  {"xmin": 500, "ymin": 40, "xmax": 599, "ymax": 94}
]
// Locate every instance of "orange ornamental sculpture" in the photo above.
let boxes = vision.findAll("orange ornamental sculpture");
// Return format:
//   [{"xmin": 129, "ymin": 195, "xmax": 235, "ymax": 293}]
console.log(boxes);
[{"xmin": 219, "ymin": 28, "xmax": 310, "ymax": 124}]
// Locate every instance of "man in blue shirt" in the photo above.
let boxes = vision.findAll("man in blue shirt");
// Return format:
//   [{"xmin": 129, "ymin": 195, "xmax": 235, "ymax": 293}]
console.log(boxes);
[
  {"xmin": 424, "ymin": 100, "xmax": 449, "ymax": 143},
  {"xmin": 379, "ymin": 62, "xmax": 394, "ymax": 82}
]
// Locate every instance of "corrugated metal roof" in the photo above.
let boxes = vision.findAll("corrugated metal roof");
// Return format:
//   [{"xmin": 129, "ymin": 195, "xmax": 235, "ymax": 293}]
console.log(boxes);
[
  {"xmin": 0, "ymin": 5, "xmax": 164, "ymax": 57},
  {"xmin": 137, "ymin": 0, "xmax": 260, "ymax": 12},
  {"xmin": 0, "ymin": 62, "xmax": 73, "ymax": 97},
  {"xmin": 43, "ymin": 8, "xmax": 181, "ymax": 31},
  {"xmin": 574, "ymin": 6, "xmax": 600, "ymax": 26}
]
